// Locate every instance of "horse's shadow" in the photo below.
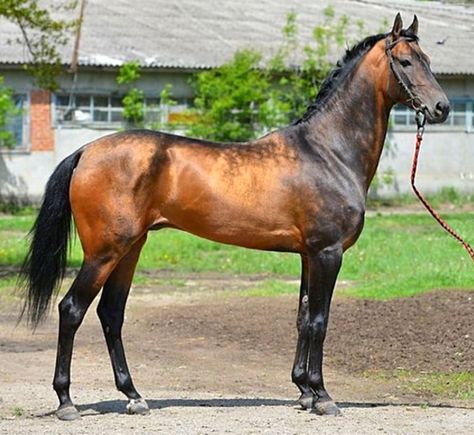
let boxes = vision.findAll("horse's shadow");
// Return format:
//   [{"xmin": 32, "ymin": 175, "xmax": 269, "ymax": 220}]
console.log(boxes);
[
  {"xmin": 71, "ymin": 398, "xmax": 473, "ymax": 417},
  {"xmin": 76, "ymin": 398, "xmax": 294, "ymax": 415}
]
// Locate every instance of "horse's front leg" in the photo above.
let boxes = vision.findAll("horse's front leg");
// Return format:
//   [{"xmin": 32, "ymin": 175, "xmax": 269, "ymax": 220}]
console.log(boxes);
[
  {"xmin": 306, "ymin": 243, "xmax": 343, "ymax": 416},
  {"xmin": 291, "ymin": 255, "xmax": 314, "ymax": 409}
]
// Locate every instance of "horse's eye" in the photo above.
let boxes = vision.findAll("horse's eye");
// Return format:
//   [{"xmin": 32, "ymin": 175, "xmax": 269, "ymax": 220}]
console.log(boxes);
[{"xmin": 400, "ymin": 59, "xmax": 412, "ymax": 67}]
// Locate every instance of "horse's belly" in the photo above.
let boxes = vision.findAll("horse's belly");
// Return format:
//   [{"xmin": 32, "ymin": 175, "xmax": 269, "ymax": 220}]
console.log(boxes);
[{"xmin": 159, "ymin": 198, "xmax": 302, "ymax": 252}]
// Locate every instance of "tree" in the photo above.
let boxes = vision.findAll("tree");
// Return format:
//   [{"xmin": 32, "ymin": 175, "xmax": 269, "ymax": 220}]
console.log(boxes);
[
  {"xmin": 116, "ymin": 60, "xmax": 145, "ymax": 128},
  {"xmin": 117, "ymin": 60, "xmax": 183, "ymax": 131},
  {"xmin": 188, "ymin": 49, "xmax": 269, "ymax": 142},
  {"xmin": 0, "ymin": 0, "xmax": 78, "ymax": 91},
  {"xmin": 187, "ymin": 7, "xmax": 358, "ymax": 142}
]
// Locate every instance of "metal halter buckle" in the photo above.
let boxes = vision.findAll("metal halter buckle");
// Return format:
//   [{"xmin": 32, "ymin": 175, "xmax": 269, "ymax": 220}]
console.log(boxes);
[{"xmin": 415, "ymin": 110, "xmax": 426, "ymax": 138}]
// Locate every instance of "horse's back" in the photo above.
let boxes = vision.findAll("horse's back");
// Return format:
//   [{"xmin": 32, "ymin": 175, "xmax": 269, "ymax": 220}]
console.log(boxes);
[{"xmin": 68, "ymin": 129, "xmax": 306, "ymax": 253}]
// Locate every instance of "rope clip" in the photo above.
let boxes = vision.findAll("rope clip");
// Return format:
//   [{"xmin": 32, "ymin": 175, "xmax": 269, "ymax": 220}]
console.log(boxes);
[{"xmin": 415, "ymin": 110, "xmax": 426, "ymax": 139}]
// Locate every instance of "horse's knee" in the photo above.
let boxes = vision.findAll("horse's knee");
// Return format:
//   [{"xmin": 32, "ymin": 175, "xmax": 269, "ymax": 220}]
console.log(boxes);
[{"xmin": 309, "ymin": 315, "xmax": 327, "ymax": 342}]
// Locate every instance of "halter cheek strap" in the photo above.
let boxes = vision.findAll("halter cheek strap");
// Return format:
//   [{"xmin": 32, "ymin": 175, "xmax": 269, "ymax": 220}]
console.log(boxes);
[{"xmin": 385, "ymin": 37, "xmax": 426, "ymax": 113}]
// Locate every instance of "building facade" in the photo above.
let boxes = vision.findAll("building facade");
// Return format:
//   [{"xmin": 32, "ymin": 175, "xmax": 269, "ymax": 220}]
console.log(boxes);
[{"xmin": 1, "ymin": 0, "xmax": 473, "ymax": 202}]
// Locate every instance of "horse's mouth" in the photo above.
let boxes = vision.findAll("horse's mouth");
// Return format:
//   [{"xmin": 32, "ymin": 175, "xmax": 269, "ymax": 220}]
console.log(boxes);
[{"xmin": 424, "ymin": 104, "xmax": 450, "ymax": 124}]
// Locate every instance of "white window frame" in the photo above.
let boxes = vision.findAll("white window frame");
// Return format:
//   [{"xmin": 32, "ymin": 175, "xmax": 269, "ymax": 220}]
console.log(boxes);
[
  {"xmin": 52, "ymin": 93, "xmax": 192, "ymax": 129},
  {"xmin": 391, "ymin": 99, "xmax": 474, "ymax": 132}
]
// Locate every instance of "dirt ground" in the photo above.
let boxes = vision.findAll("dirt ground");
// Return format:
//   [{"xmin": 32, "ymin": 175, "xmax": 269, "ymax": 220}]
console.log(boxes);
[{"xmin": 0, "ymin": 272, "xmax": 473, "ymax": 434}]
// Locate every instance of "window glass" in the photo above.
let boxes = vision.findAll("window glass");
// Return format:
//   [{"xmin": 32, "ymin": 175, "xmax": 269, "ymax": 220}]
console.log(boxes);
[
  {"xmin": 393, "ymin": 114, "xmax": 407, "ymax": 125},
  {"xmin": 391, "ymin": 99, "xmax": 473, "ymax": 130},
  {"xmin": 452, "ymin": 114, "xmax": 465, "ymax": 126},
  {"xmin": 111, "ymin": 97, "xmax": 123, "ymax": 107},
  {"xmin": 110, "ymin": 111, "xmax": 124, "ymax": 122},
  {"xmin": 53, "ymin": 92, "xmax": 192, "ymax": 127},
  {"xmin": 94, "ymin": 96, "xmax": 108, "ymax": 107},
  {"xmin": 452, "ymin": 102, "xmax": 465, "ymax": 112},
  {"xmin": 75, "ymin": 95, "xmax": 90, "ymax": 107},
  {"xmin": 93, "ymin": 109, "xmax": 109, "ymax": 122},
  {"xmin": 12, "ymin": 95, "xmax": 25, "ymax": 145},
  {"xmin": 56, "ymin": 95, "xmax": 71, "ymax": 106},
  {"xmin": 1, "ymin": 94, "xmax": 27, "ymax": 149},
  {"xmin": 145, "ymin": 97, "xmax": 159, "ymax": 106}
]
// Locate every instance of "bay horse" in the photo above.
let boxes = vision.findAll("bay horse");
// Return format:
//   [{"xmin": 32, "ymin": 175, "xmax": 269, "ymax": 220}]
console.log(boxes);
[{"xmin": 20, "ymin": 14, "xmax": 449, "ymax": 420}]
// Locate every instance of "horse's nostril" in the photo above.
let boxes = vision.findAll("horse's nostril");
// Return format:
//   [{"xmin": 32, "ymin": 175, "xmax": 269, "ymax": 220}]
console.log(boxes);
[{"xmin": 435, "ymin": 101, "xmax": 450, "ymax": 116}]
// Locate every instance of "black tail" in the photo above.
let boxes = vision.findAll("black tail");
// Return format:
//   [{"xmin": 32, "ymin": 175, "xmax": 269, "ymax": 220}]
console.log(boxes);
[{"xmin": 19, "ymin": 151, "xmax": 83, "ymax": 327}]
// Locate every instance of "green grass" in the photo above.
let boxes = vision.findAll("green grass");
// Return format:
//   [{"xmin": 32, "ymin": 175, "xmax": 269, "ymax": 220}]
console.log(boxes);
[
  {"xmin": 367, "ymin": 186, "xmax": 473, "ymax": 208},
  {"xmin": 339, "ymin": 213, "xmax": 474, "ymax": 298},
  {"xmin": 367, "ymin": 369, "xmax": 474, "ymax": 400},
  {"xmin": 0, "ymin": 215, "xmax": 35, "ymax": 231},
  {"xmin": 239, "ymin": 279, "xmax": 299, "ymax": 297},
  {"xmin": 0, "ymin": 212, "xmax": 473, "ymax": 299},
  {"xmin": 0, "ymin": 276, "xmax": 18, "ymax": 289}
]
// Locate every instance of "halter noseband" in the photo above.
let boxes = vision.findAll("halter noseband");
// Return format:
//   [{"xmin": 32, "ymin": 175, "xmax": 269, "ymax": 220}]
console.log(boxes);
[{"xmin": 385, "ymin": 37, "xmax": 426, "ymax": 116}]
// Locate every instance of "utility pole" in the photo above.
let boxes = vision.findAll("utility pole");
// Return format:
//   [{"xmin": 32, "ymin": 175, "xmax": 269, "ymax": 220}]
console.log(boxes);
[{"xmin": 69, "ymin": 0, "xmax": 86, "ymax": 74}]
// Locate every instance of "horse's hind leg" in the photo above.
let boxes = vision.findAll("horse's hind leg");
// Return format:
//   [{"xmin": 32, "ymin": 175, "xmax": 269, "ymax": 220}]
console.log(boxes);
[
  {"xmin": 53, "ymin": 255, "xmax": 122, "ymax": 420},
  {"xmin": 96, "ymin": 235, "xmax": 149, "ymax": 415}
]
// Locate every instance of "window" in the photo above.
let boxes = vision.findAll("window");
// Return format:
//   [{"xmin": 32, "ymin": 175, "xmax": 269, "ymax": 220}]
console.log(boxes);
[
  {"xmin": 54, "ymin": 94, "xmax": 125, "ymax": 125},
  {"xmin": 53, "ymin": 94, "xmax": 192, "ymax": 127},
  {"xmin": 391, "ymin": 99, "xmax": 474, "ymax": 131},
  {"xmin": 1, "ymin": 94, "xmax": 29, "ymax": 150}
]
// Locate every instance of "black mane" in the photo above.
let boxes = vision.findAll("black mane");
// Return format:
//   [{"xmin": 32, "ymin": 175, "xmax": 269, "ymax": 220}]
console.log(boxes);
[{"xmin": 292, "ymin": 30, "xmax": 417, "ymax": 125}]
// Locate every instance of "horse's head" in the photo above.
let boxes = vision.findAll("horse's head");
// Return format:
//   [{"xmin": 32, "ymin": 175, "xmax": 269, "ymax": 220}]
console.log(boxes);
[{"xmin": 385, "ymin": 13, "xmax": 449, "ymax": 124}]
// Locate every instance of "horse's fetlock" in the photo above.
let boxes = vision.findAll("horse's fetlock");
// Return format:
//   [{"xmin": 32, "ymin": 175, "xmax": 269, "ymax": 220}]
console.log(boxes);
[
  {"xmin": 292, "ymin": 367, "xmax": 307, "ymax": 385},
  {"xmin": 53, "ymin": 377, "xmax": 70, "ymax": 393},
  {"xmin": 307, "ymin": 372, "xmax": 323, "ymax": 390},
  {"xmin": 116, "ymin": 376, "xmax": 135, "ymax": 395}
]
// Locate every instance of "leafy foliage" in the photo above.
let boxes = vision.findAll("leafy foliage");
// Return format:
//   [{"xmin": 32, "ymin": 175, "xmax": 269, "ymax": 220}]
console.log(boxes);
[
  {"xmin": 267, "ymin": 8, "xmax": 350, "ymax": 121},
  {"xmin": 116, "ymin": 60, "xmax": 141, "ymax": 85},
  {"xmin": 122, "ymin": 88, "xmax": 145, "ymax": 127},
  {"xmin": 0, "ymin": 77, "xmax": 20, "ymax": 148},
  {"xmin": 148, "ymin": 84, "xmax": 178, "ymax": 131},
  {"xmin": 187, "ymin": 7, "xmax": 359, "ymax": 142},
  {"xmin": 0, "ymin": 0, "xmax": 79, "ymax": 90},
  {"xmin": 116, "ymin": 61, "xmax": 145, "ymax": 128},
  {"xmin": 188, "ymin": 49, "xmax": 269, "ymax": 141},
  {"xmin": 117, "ymin": 62, "xmax": 182, "ymax": 130}
]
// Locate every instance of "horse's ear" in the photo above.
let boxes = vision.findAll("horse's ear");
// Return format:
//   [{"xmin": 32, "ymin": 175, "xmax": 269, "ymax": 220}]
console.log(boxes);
[
  {"xmin": 407, "ymin": 15, "xmax": 419, "ymax": 36},
  {"xmin": 391, "ymin": 13, "xmax": 403, "ymax": 39}
]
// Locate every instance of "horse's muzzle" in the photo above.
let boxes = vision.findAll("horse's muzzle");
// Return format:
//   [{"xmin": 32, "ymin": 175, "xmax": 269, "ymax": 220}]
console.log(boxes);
[{"xmin": 426, "ymin": 100, "xmax": 450, "ymax": 124}]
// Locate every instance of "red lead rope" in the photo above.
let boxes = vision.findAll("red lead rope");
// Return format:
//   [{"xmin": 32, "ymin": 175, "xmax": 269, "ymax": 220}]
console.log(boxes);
[{"xmin": 411, "ymin": 115, "xmax": 474, "ymax": 262}]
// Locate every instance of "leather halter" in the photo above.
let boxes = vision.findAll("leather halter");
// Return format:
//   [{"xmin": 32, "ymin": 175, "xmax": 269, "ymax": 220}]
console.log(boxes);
[{"xmin": 385, "ymin": 37, "xmax": 426, "ymax": 113}]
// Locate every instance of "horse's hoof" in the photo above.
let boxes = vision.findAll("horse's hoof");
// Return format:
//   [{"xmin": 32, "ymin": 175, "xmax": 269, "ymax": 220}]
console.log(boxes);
[
  {"xmin": 56, "ymin": 404, "xmax": 81, "ymax": 421},
  {"xmin": 126, "ymin": 398, "xmax": 150, "ymax": 415},
  {"xmin": 312, "ymin": 400, "xmax": 342, "ymax": 416},
  {"xmin": 298, "ymin": 393, "xmax": 314, "ymax": 410}
]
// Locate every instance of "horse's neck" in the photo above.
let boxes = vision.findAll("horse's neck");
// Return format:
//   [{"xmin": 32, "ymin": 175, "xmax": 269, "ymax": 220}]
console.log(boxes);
[{"xmin": 302, "ymin": 68, "xmax": 393, "ymax": 191}]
